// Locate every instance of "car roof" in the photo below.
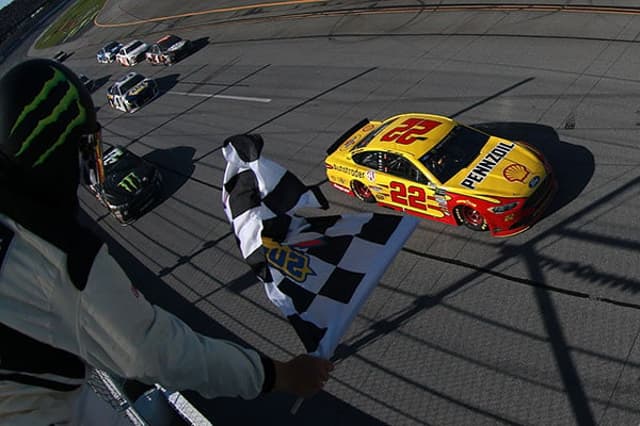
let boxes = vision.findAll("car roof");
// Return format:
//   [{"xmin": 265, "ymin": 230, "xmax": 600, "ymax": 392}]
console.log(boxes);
[
  {"xmin": 122, "ymin": 39, "xmax": 143, "ymax": 48},
  {"xmin": 157, "ymin": 34, "xmax": 180, "ymax": 42},
  {"xmin": 364, "ymin": 113, "xmax": 457, "ymax": 159},
  {"xmin": 113, "ymin": 72, "xmax": 145, "ymax": 87}
]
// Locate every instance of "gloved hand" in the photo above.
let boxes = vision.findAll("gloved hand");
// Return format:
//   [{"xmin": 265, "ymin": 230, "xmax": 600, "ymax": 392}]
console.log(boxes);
[{"xmin": 272, "ymin": 354, "xmax": 334, "ymax": 398}]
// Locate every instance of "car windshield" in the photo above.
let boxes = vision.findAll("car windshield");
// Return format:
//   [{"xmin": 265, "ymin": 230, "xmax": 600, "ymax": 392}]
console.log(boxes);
[
  {"xmin": 157, "ymin": 35, "xmax": 181, "ymax": 50},
  {"xmin": 105, "ymin": 41, "xmax": 119, "ymax": 51},
  {"xmin": 119, "ymin": 75, "xmax": 145, "ymax": 93},
  {"xmin": 419, "ymin": 125, "xmax": 489, "ymax": 183},
  {"xmin": 128, "ymin": 41, "xmax": 142, "ymax": 50}
]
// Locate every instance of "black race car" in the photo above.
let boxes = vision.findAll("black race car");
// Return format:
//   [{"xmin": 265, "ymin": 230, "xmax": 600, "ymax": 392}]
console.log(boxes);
[
  {"xmin": 145, "ymin": 34, "xmax": 192, "ymax": 65},
  {"xmin": 90, "ymin": 146, "xmax": 162, "ymax": 224}
]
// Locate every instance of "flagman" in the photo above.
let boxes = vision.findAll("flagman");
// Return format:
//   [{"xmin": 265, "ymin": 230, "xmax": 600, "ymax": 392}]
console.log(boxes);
[{"xmin": 0, "ymin": 59, "xmax": 333, "ymax": 425}]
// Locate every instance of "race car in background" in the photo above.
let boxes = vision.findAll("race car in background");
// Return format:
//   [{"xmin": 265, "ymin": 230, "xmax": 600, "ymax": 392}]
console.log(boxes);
[
  {"xmin": 96, "ymin": 41, "xmax": 123, "ymax": 63},
  {"xmin": 53, "ymin": 50, "xmax": 69, "ymax": 62},
  {"xmin": 145, "ymin": 34, "xmax": 192, "ymax": 65},
  {"xmin": 115, "ymin": 39, "xmax": 149, "ymax": 66},
  {"xmin": 107, "ymin": 72, "xmax": 158, "ymax": 113},
  {"xmin": 325, "ymin": 114, "xmax": 556, "ymax": 237},
  {"xmin": 87, "ymin": 145, "xmax": 163, "ymax": 225}
]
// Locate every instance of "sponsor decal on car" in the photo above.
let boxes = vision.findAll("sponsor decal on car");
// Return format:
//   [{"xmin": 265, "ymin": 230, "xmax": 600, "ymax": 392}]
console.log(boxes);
[
  {"xmin": 503, "ymin": 163, "xmax": 530, "ymax": 183},
  {"xmin": 343, "ymin": 138, "xmax": 358, "ymax": 149},
  {"xmin": 461, "ymin": 142, "xmax": 515, "ymax": 189},
  {"xmin": 334, "ymin": 164, "xmax": 365, "ymax": 179},
  {"xmin": 366, "ymin": 170, "xmax": 376, "ymax": 181},
  {"xmin": 118, "ymin": 172, "xmax": 141, "ymax": 192},
  {"xmin": 129, "ymin": 84, "xmax": 147, "ymax": 96},
  {"xmin": 434, "ymin": 188, "xmax": 450, "ymax": 214}
]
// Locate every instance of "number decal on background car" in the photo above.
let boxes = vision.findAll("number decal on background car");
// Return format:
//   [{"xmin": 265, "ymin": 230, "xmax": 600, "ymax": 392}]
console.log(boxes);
[
  {"xmin": 390, "ymin": 181, "xmax": 427, "ymax": 210},
  {"xmin": 380, "ymin": 118, "xmax": 441, "ymax": 145}
]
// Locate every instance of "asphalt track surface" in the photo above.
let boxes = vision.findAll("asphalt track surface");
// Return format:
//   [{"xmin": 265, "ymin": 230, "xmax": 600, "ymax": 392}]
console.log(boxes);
[{"xmin": 10, "ymin": 1, "xmax": 640, "ymax": 424}]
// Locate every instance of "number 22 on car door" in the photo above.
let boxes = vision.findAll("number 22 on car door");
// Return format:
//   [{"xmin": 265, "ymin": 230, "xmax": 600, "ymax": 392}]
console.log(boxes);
[{"xmin": 388, "ymin": 181, "xmax": 435, "ymax": 215}]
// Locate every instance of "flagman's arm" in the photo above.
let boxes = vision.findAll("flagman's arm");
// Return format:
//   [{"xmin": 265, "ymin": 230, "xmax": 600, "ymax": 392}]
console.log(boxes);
[{"xmin": 69, "ymin": 245, "xmax": 332, "ymax": 399}]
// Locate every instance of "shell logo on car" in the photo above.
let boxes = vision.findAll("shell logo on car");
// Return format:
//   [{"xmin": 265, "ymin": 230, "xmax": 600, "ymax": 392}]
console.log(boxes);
[{"xmin": 503, "ymin": 163, "xmax": 530, "ymax": 183}]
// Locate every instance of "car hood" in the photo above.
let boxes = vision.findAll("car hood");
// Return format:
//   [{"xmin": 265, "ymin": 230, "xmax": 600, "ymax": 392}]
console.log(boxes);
[
  {"xmin": 448, "ymin": 138, "xmax": 549, "ymax": 197},
  {"xmin": 102, "ymin": 161, "xmax": 157, "ymax": 204},
  {"xmin": 126, "ymin": 80, "xmax": 153, "ymax": 97}
]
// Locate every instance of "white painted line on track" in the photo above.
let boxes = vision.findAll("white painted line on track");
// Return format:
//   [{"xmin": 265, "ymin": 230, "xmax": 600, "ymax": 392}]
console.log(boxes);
[
  {"xmin": 213, "ymin": 94, "xmax": 272, "ymax": 103},
  {"xmin": 169, "ymin": 91, "xmax": 212, "ymax": 98},
  {"xmin": 169, "ymin": 91, "xmax": 271, "ymax": 103}
]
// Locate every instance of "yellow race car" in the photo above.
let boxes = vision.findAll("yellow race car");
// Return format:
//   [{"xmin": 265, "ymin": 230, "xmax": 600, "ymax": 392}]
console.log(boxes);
[{"xmin": 325, "ymin": 114, "xmax": 556, "ymax": 237}]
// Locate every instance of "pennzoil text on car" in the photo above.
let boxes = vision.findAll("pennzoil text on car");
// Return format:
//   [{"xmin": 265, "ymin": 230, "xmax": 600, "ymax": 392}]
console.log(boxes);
[{"xmin": 325, "ymin": 114, "xmax": 557, "ymax": 237}]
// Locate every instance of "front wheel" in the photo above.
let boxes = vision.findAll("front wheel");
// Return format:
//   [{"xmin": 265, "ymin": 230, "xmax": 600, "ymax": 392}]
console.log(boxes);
[
  {"xmin": 350, "ymin": 180, "xmax": 376, "ymax": 203},
  {"xmin": 456, "ymin": 205, "xmax": 488, "ymax": 231}
]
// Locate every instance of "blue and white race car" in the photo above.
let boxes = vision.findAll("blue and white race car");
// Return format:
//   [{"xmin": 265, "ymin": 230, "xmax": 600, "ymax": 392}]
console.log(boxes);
[{"xmin": 97, "ymin": 41, "xmax": 123, "ymax": 63}]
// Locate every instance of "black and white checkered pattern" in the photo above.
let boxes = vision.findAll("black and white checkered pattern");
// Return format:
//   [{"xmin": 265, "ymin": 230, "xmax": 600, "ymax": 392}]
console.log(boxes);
[{"xmin": 222, "ymin": 134, "xmax": 417, "ymax": 358}]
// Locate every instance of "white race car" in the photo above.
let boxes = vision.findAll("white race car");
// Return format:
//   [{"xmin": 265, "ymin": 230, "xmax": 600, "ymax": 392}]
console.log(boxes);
[
  {"xmin": 107, "ymin": 72, "xmax": 158, "ymax": 113},
  {"xmin": 115, "ymin": 40, "xmax": 149, "ymax": 66}
]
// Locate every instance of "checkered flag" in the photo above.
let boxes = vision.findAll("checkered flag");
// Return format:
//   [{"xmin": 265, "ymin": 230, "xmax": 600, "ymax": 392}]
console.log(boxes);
[{"xmin": 222, "ymin": 134, "xmax": 417, "ymax": 358}]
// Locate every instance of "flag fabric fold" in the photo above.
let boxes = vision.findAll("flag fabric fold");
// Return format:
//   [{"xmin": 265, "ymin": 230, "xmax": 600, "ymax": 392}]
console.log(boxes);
[{"xmin": 222, "ymin": 134, "xmax": 417, "ymax": 359}]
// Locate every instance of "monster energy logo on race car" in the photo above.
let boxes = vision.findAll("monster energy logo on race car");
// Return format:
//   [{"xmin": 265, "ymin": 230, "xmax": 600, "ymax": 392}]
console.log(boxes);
[
  {"xmin": 118, "ymin": 172, "xmax": 141, "ymax": 192},
  {"xmin": 11, "ymin": 67, "xmax": 86, "ymax": 167}
]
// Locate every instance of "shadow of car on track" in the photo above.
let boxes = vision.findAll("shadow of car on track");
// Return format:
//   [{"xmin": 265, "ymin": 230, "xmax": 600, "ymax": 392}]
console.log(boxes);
[
  {"xmin": 470, "ymin": 122, "xmax": 594, "ymax": 220},
  {"xmin": 142, "ymin": 145, "xmax": 195, "ymax": 204},
  {"xmin": 153, "ymin": 73, "xmax": 179, "ymax": 99},
  {"xmin": 189, "ymin": 37, "xmax": 209, "ymax": 57},
  {"xmin": 91, "ymin": 74, "xmax": 111, "ymax": 93}
]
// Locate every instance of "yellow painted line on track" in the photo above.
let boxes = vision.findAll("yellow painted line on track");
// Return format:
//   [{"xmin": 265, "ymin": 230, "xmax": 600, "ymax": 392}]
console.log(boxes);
[{"xmin": 94, "ymin": 0, "xmax": 326, "ymax": 28}]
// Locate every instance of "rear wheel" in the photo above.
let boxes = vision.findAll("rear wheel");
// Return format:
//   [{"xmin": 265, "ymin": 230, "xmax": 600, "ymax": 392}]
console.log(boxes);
[
  {"xmin": 350, "ymin": 180, "xmax": 376, "ymax": 203},
  {"xmin": 457, "ymin": 205, "xmax": 488, "ymax": 231}
]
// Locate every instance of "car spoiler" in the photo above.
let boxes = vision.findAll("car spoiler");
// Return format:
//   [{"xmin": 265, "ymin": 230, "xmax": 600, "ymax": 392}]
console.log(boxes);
[{"xmin": 326, "ymin": 118, "xmax": 370, "ymax": 155}]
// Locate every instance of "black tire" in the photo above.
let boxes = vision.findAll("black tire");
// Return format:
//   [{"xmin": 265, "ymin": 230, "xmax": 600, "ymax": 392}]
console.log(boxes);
[
  {"xmin": 455, "ymin": 205, "xmax": 488, "ymax": 231},
  {"xmin": 350, "ymin": 180, "xmax": 376, "ymax": 203}
]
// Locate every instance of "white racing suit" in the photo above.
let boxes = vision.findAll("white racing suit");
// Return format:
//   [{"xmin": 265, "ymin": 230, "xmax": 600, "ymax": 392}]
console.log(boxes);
[{"xmin": 0, "ymin": 214, "xmax": 267, "ymax": 425}]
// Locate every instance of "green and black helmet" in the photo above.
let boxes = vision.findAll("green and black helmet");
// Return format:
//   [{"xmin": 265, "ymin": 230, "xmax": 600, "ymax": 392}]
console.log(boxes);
[{"xmin": 0, "ymin": 58, "xmax": 101, "ymax": 205}]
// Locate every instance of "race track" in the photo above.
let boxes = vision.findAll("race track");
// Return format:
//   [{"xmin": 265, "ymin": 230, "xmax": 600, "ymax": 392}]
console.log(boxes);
[{"xmin": 16, "ymin": 1, "xmax": 640, "ymax": 424}]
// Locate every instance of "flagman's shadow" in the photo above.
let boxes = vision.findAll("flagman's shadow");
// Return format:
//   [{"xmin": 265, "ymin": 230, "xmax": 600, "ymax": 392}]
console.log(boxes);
[{"xmin": 470, "ymin": 122, "xmax": 595, "ymax": 218}]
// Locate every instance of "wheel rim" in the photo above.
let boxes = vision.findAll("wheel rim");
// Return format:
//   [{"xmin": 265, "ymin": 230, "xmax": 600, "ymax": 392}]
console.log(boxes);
[
  {"xmin": 352, "ymin": 181, "xmax": 372, "ymax": 201},
  {"xmin": 461, "ymin": 206, "xmax": 484, "ymax": 226}
]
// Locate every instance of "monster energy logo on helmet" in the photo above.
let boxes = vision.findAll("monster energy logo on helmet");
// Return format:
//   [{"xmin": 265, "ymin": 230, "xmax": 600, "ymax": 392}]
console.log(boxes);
[{"xmin": 9, "ymin": 66, "xmax": 87, "ymax": 167}]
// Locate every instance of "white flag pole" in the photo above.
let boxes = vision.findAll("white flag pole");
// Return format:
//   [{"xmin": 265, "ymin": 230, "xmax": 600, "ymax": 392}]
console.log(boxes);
[{"xmin": 290, "ymin": 397, "xmax": 304, "ymax": 414}]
